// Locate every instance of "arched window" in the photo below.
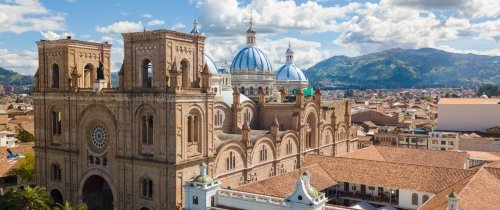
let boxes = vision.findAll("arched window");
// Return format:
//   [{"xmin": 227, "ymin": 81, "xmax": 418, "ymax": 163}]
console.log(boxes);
[
  {"xmin": 142, "ymin": 59, "xmax": 153, "ymax": 88},
  {"xmin": 325, "ymin": 131, "xmax": 332, "ymax": 144},
  {"xmin": 239, "ymin": 176, "xmax": 244, "ymax": 186},
  {"xmin": 51, "ymin": 163, "xmax": 61, "ymax": 181},
  {"xmin": 180, "ymin": 59, "xmax": 189, "ymax": 87},
  {"xmin": 141, "ymin": 115, "xmax": 153, "ymax": 145},
  {"xmin": 141, "ymin": 178, "xmax": 153, "ymax": 199},
  {"xmin": 249, "ymin": 87, "xmax": 254, "ymax": 95},
  {"xmin": 51, "ymin": 110, "xmax": 61, "ymax": 135},
  {"xmin": 226, "ymin": 151, "xmax": 236, "ymax": 171},
  {"xmin": 286, "ymin": 140, "xmax": 292, "ymax": 155},
  {"xmin": 412, "ymin": 193, "xmax": 418, "ymax": 205},
  {"xmin": 294, "ymin": 159, "xmax": 297, "ymax": 169},
  {"xmin": 51, "ymin": 64, "xmax": 59, "ymax": 88},
  {"xmin": 215, "ymin": 110, "xmax": 223, "ymax": 127},
  {"xmin": 83, "ymin": 63, "xmax": 95, "ymax": 88},
  {"xmin": 306, "ymin": 115, "xmax": 314, "ymax": 149},
  {"xmin": 240, "ymin": 86, "xmax": 245, "ymax": 95},
  {"xmin": 422, "ymin": 194, "xmax": 429, "ymax": 203},
  {"xmin": 259, "ymin": 145, "xmax": 268, "ymax": 162},
  {"xmin": 265, "ymin": 86, "xmax": 270, "ymax": 95},
  {"xmin": 188, "ymin": 111, "xmax": 201, "ymax": 144},
  {"xmin": 243, "ymin": 109, "xmax": 251, "ymax": 124}
]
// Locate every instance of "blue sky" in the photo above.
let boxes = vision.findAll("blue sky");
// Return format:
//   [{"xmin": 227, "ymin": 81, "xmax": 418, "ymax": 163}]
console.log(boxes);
[{"xmin": 0, "ymin": 0, "xmax": 499, "ymax": 75}]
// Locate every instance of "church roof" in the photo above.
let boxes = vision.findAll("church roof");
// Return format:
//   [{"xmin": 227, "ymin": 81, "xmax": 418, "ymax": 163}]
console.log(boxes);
[
  {"xmin": 230, "ymin": 47, "xmax": 272, "ymax": 73},
  {"xmin": 276, "ymin": 64, "xmax": 307, "ymax": 81}
]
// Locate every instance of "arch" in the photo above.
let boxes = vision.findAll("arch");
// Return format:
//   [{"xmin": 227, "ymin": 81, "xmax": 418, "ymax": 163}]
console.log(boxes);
[
  {"xmin": 240, "ymin": 86, "xmax": 245, "ymax": 95},
  {"xmin": 50, "ymin": 107, "xmax": 62, "ymax": 135},
  {"xmin": 139, "ymin": 176, "xmax": 153, "ymax": 199},
  {"xmin": 251, "ymin": 138, "xmax": 276, "ymax": 165},
  {"xmin": 305, "ymin": 112, "xmax": 318, "ymax": 149},
  {"xmin": 422, "ymin": 194, "xmax": 429, "ymax": 204},
  {"xmin": 78, "ymin": 168, "xmax": 117, "ymax": 210},
  {"xmin": 78, "ymin": 104, "xmax": 117, "ymax": 157},
  {"xmin": 180, "ymin": 59, "xmax": 190, "ymax": 88},
  {"xmin": 323, "ymin": 127, "xmax": 334, "ymax": 145},
  {"xmin": 142, "ymin": 59, "xmax": 153, "ymax": 88},
  {"xmin": 83, "ymin": 63, "xmax": 95, "ymax": 88},
  {"xmin": 411, "ymin": 193, "xmax": 418, "ymax": 205},
  {"xmin": 279, "ymin": 133, "xmax": 299, "ymax": 158},
  {"xmin": 187, "ymin": 107, "xmax": 203, "ymax": 155},
  {"xmin": 51, "ymin": 63, "xmax": 60, "ymax": 88},
  {"xmin": 214, "ymin": 142, "xmax": 246, "ymax": 175},
  {"xmin": 50, "ymin": 189, "xmax": 64, "ymax": 204},
  {"xmin": 136, "ymin": 104, "xmax": 156, "ymax": 147},
  {"xmin": 249, "ymin": 87, "xmax": 255, "ymax": 95}
]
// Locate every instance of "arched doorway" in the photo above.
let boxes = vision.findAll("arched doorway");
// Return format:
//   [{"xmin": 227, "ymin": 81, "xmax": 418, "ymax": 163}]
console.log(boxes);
[
  {"xmin": 82, "ymin": 175, "xmax": 114, "ymax": 210},
  {"xmin": 50, "ymin": 189, "xmax": 63, "ymax": 204}
]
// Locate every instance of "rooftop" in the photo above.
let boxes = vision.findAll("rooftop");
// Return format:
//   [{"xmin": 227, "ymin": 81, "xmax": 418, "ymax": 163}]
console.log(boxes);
[{"xmin": 438, "ymin": 98, "xmax": 500, "ymax": 105}]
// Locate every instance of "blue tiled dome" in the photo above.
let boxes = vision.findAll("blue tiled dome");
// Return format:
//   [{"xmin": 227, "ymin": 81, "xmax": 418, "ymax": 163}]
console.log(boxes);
[
  {"xmin": 230, "ymin": 47, "xmax": 272, "ymax": 73},
  {"xmin": 276, "ymin": 64, "xmax": 307, "ymax": 81},
  {"xmin": 204, "ymin": 54, "xmax": 219, "ymax": 75}
]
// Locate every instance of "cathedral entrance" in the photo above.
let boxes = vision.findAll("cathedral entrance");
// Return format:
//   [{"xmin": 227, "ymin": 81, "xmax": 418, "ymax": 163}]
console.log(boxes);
[{"xmin": 81, "ymin": 175, "xmax": 114, "ymax": 210}]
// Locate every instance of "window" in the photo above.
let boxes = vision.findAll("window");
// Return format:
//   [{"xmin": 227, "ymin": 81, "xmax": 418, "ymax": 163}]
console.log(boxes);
[
  {"xmin": 142, "ymin": 59, "xmax": 153, "ymax": 88},
  {"xmin": 141, "ymin": 178, "xmax": 153, "ymax": 199},
  {"xmin": 226, "ymin": 151, "xmax": 236, "ymax": 171},
  {"xmin": 412, "ymin": 193, "xmax": 418, "ymax": 205},
  {"xmin": 240, "ymin": 86, "xmax": 245, "ymax": 95},
  {"xmin": 441, "ymin": 141, "xmax": 446, "ymax": 145},
  {"xmin": 83, "ymin": 63, "xmax": 95, "ymax": 88},
  {"xmin": 259, "ymin": 145, "xmax": 268, "ymax": 162},
  {"xmin": 432, "ymin": 140, "xmax": 438, "ymax": 144},
  {"xmin": 141, "ymin": 115, "xmax": 154, "ymax": 144},
  {"xmin": 193, "ymin": 196, "xmax": 199, "ymax": 205},
  {"xmin": 188, "ymin": 111, "xmax": 201, "ymax": 144},
  {"xmin": 51, "ymin": 64, "xmax": 59, "ymax": 88},
  {"xmin": 293, "ymin": 159, "xmax": 297, "ymax": 169},
  {"xmin": 215, "ymin": 110, "xmax": 223, "ymax": 126},
  {"xmin": 180, "ymin": 59, "xmax": 189, "ymax": 87},
  {"xmin": 249, "ymin": 87, "xmax": 254, "ymax": 95},
  {"xmin": 422, "ymin": 194, "xmax": 429, "ymax": 203},
  {"xmin": 449, "ymin": 141, "xmax": 454, "ymax": 146},
  {"xmin": 51, "ymin": 110, "xmax": 61, "ymax": 135},
  {"xmin": 265, "ymin": 87, "xmax": 270, "ymax": 95},
  {"xmin": 243, "ymin": 109, "xmax": 250, "ymax": 123},
  {"xmin": 51, "ymin": 163, "xmax": 61, "ymax": 181},
  {"xmin": 286, "ymin": 140, "xmax": 292, "ymax": 155}
]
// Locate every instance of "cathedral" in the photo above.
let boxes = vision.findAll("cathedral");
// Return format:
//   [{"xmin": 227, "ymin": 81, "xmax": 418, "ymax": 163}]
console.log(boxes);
[{"xmin": 33, "ymin": 19, "xmax": 358, "ymax": 210}]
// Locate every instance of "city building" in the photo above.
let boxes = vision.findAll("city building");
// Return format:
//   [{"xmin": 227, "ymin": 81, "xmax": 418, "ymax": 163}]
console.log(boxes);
[
  {"xmin": 33, "ymin": 21, "xmax": 356, "ymax": 210},
  {"xmin": 0, "ymin": 143, "xmax": 34, "ymax": 195},
  {"xmin": 437, "ymin": 98, "xmax": 500, "ymax": 132},
  {"xmin": 428, "ymin": 131, "xmax": 459, "ymax": 151}
]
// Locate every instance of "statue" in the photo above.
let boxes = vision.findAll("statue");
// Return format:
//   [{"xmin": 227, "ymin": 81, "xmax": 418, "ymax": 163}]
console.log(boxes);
[{"xmin": 96, "ymin": 61, "xmax": 105, "ymax": 80}]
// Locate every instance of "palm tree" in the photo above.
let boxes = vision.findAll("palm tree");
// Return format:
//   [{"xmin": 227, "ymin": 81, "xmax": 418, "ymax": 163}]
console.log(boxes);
[
  {"xmin": 53, "ymin": 201, "xmax": 88, "ymax": 210},
  {"xmin": 0, "ymin": 186, "xmax": 53, "ymax": 210}
]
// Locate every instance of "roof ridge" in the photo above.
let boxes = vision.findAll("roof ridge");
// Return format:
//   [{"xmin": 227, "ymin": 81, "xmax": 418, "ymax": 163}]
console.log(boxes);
[
  {"xmin": 456, "ymin": 167, "xmax": 492, "ymax": 197},
  {"xmin": 373, "ymin": 146, "xmax": 388, "ymax": 161}
]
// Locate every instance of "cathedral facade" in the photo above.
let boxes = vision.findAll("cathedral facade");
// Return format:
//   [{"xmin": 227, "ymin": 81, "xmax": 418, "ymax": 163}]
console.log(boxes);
[{"xmin": 33, "ymin": 22, "xmax": 358, "ymax": 210}]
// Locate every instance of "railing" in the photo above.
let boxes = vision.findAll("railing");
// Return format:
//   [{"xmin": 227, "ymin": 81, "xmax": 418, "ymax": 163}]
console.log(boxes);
[
  {"xmin": 218, "ymin": 189, "xmax": 285, "ymax": 206},
  {"xmin": 331, "ymin": 191, "xmax": 399, "ymax": 205}
]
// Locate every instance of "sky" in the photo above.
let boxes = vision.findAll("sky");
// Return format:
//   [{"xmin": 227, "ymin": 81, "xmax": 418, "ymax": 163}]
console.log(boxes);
[{"xmin": 0, "ymin": 0, "xmax": 499, "ymax": 75}]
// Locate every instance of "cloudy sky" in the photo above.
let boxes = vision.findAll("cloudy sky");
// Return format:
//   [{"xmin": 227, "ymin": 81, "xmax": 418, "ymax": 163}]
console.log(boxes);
[{"xmin": 0, "ymin": 0, "xmax": 499, "ymax": 75}]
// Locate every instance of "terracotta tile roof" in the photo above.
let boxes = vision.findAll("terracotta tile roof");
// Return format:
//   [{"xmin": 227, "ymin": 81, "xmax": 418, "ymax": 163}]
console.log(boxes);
[
  {"xmin": 0, "ymin": 143, "xmax": 34, "ymax": 177},
  {"xmin": 339, "ymin": 146, "xmax": 469, "ymax": 169},
  {"xmin": 438, "ymin": 98, "xmax": 500, "ymax": 105},
  {"xmin": 420, "ymin": 167, "xmax": 500, "ymax": 210},
  {"xmin": 305, "ymin": 155, "xmax": 476, "ymax": 193},
  {"xmin": 235, "ymin": 164, "xmax": 336, "ymax": 198}
]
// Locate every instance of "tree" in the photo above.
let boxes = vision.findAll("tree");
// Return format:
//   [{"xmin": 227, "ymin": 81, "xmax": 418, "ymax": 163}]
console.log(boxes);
[
  {"xmin": 13, "ymin": 152, "xmax": 35, "ymax": 184},
  {"xmin": 0, "ymin": 186, "xmax": 53, "ymax": 210},
  {"xmin": 15, "ymin": 124, "xmax": 34, "ymax": 142},
  {"xmin": 53, "ymin": 201, "xmax": 88, "ymax": 210}
]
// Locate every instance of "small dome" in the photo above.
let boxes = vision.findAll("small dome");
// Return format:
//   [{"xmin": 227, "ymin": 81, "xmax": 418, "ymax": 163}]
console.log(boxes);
[
  {"xmin": 306, "ymin": 185, "xmax": 320, "ymax": 199},
  {"xmin": 230, "ymin": 47, "xmax": 272, "ymax": 73},
  {"xmin": 193, "ymin": 174, "xmax": 213, "ymax": 184},
  {"xmin": 276, "ymin": 64, "xmax": 307, "ymax": 81},
  {"xmin": 480, "ymin": 92, "xmax": 489, "ymax": 98},
  {"xmin": 204, "ymin": 54, "xmax": 219, "ymax": 75}
]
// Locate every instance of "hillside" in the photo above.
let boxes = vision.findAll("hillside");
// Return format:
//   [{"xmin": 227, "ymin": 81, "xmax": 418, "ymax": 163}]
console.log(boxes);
[
  {"xmin": 304, "ymin": 48, "xmax": 500, "ymax": 89},
  {"xmin": 0, "ymin": 67, "xmax": 34, "ymax": 86}
]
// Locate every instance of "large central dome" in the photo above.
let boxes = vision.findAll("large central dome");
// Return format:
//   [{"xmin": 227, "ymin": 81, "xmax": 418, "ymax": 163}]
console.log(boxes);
[{"xmin": 230, "ymin": 47, "xmax": 272, "ymax": 73}]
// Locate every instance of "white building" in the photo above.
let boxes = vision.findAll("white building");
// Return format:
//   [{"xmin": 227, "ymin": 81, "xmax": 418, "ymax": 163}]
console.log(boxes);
[
  {"xmin": 437, "ymin": 98, "xmax": 500, "ymax": 132},
  {"xmin": 428, "ymin": 131, "xmax": 459, "ymax": 151},
  {"xmin": 0, "ymin": 131, "xmax": 17, "ymax": 147}
]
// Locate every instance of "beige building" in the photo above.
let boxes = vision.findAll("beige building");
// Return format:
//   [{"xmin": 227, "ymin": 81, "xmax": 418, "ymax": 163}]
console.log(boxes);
[
  {"xmin": 437, "ymin": 98, "xmax": 500, "ymax": 132},
  {"xmin": 428, "ymin": 131, "xmax": 459, "ymax": 151},
  {"xmin": 34, "ymin": 25, "xmax": 356, "ymax": 210}
]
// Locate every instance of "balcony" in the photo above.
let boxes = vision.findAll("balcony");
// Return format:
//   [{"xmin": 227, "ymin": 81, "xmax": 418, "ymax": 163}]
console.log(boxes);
[{"xmin": 326, "ymin": 189, "xmax": 408, "ymax": 209}]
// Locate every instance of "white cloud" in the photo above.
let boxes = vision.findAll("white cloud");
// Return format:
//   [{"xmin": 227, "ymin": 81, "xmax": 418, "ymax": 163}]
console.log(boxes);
[
  {"xmin": 95, "ymin": 21, "xmax": 143, "ymax": 34},
  {"xmin": 171, "ymin": 22, "xmax": 187, "ymax": 31},
  {"xmin": 388, "ymin": 0, "xmax": 500, "ymax": 19},
  {"xmin": 0, "ymin": 48, "xmax": 37, "ymax": 75},
  {"xmin": 0, "ymin": 0, "xmax": 66, "ymax": 33},
  {"xmin": 147, "ymin": 19, "xmax": 165, "ymax": 26},
  {"xmin": 192, "ymin": 0, "xmax": 360, "ymax": 36},
  {"xmin": 40, "ymin": 31, "xmax": 75, "ymax": 40},
  {"xmin": 472, "ymin": 20, "xmax": 500, "ymax": 42},
  {"xmin": 142, "ymin": 14, "xmax": 153, "ymax": 18}
]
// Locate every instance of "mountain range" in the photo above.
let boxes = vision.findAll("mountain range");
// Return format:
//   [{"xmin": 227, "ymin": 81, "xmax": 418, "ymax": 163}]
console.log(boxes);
[
  {"xmin": 0, "ymin": 67, "xmax": 33, "ymax": 87},
  {"xmin": 304, "ymin": 48, "xmax": 500, "ymax": 89}
]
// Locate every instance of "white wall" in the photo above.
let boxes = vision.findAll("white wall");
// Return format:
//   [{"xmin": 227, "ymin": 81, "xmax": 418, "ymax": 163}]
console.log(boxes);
[
  {"xmin": 438, "ymin": 104, "xmax": 500, "ymax": 132},
  {"xmin": 398, "ymin": 189, "xmax": 433, "ymax": 209}
]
